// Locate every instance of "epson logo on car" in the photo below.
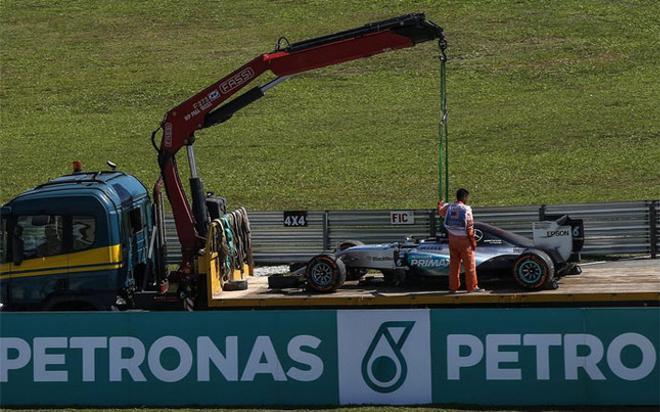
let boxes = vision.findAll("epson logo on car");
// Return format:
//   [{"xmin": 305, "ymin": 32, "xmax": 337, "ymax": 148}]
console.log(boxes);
[
  {"xmin": 447, "ymin": 333, "xmax": 656, "ymax": 381},
  {"xmin": 0, "ymin": 335, "xmax": 324, "ymax": 383},
  {"xmin": 546, "ymin": 230, "xmax": 570, "ymax": 238}
]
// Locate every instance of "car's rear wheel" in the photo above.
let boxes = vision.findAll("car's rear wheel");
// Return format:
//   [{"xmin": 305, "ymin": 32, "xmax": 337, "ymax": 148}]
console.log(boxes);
[
  {"xmin": 512, "ymin": 250, "xmax": 555, "ymax": 290},
  {"xmin": 305, "ymin": 254, "xmax": 346, "ymax": 293}
]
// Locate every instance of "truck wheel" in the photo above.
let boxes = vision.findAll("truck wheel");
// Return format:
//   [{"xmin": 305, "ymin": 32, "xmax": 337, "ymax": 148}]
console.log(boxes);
[
  {"xmin": 513, "ymin": 250, "xmax": 555, "ymax": 290},
  {"xmin": 305, "ymin": 254, "xmax": 346, "ymax": 293}
]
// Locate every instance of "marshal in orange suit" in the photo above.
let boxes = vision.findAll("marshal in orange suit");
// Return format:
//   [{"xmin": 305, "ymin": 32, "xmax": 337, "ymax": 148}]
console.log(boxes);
[{"xmin": 437, "ymin": 188, "xmax": 484, "ymax": 293}]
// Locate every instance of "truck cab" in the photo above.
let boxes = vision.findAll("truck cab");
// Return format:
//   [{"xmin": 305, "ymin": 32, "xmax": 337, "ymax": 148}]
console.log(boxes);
[{"xmin": 0, "ymin": 171, "xmax": 156, "ymax": 311}]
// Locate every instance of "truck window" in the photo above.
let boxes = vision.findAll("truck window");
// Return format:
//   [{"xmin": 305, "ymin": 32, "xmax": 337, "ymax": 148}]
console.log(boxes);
[
  {"xmin": 16, "ymin": 215, "xmax": 65, "ymax": 259},
  {"xmin": 72, "ymin": 216, "xmax": 96, "ymax": 251},
  {"xmin": 129, "ymin": 208, "xmax": 143, "ymax": 233}
]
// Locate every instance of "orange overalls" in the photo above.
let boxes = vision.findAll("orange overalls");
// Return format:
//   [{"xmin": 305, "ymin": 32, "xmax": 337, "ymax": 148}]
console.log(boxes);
[{"xmin": 438, "ymin": 201, "xmax": 479, "ymax": 292}]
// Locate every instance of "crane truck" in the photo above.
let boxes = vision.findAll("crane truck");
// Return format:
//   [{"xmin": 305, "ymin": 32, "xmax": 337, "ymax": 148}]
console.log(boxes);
[{"xmin": 0, "ymin": 13, "xmax": 446, "ymax": 311}]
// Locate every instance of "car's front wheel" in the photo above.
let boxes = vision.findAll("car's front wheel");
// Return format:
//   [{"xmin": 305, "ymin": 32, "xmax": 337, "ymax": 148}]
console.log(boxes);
[
  {"xmin": 305, "ymin": 254, "xmax": 346, "ymax": 293},
  {"xmin": 512, "ymin": 249, "xmax": 555, "ymax": 290}
]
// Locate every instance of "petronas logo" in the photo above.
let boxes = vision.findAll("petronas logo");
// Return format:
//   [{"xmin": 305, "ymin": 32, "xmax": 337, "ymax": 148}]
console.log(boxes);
[{"xmin": 361, "ymin": 321, "xmax": 415, "ymax": 393}]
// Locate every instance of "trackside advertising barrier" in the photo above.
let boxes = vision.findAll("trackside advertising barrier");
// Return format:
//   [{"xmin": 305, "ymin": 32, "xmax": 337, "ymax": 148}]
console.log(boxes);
[{"xmin": 1, "ymin": 308, "xmax": 658, "ymax": 407}]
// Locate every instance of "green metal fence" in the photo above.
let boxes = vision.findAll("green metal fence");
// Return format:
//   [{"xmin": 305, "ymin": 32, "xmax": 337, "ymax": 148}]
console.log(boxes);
[{"xmin": 164, "ymin": 201, "xmax": 660, "ymax": 265}]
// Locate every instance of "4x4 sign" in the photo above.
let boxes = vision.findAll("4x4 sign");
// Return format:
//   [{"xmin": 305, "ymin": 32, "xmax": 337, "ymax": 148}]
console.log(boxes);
[{"xmin": 283, "ymin": 211, "xmax": 308, "ymax": 227}]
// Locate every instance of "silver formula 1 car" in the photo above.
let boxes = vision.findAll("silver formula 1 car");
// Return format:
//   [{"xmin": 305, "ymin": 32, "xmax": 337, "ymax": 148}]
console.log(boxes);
[{"xmin": 268, "ymin": 215, "xmax": 584, "ymax": 292}]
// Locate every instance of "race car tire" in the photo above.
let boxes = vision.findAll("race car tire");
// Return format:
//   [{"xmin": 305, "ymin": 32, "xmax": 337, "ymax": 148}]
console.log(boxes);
[
  {"xmin": 222, "ymin": 280, "xmax": 248, "ymax": 291},
  {"xmin": 512, "ymin": 249, "xmax": 555, "ymax": 290},
  {"xmin": 305, "ymin": 254, "xmax": 346, "ymax": 293}
]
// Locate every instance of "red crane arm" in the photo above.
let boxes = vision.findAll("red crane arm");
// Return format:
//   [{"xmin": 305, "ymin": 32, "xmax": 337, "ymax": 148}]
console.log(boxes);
[{"xmin": 155, "ymin": 13, "xmax": 445, "ymax": 271}]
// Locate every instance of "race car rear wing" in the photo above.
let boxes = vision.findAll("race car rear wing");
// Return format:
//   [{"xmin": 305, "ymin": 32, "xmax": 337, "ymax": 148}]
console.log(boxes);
[{"xmin": 533, "ymin": 215, "xmax": 584, "ymax": 262}]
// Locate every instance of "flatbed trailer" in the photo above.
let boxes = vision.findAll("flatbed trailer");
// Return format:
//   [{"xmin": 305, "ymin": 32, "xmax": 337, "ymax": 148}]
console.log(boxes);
[{"xmin": 206, "ymin": 259, "xmax": 660, "ymax": 308}]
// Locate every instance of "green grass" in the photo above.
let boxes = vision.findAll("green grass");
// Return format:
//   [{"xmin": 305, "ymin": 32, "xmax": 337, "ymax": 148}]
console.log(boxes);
[
  {"xmin": 1, "ymin": 0, "xmax": 659, "ymax": 209},
  {"xmin": 7, "ymin": 408, "xmax": 657, "ymax": 412},
  {"xmin": 9, "ymin": 406, "xmax": 655, "ymax": 412},
  {"xmin": 5, "ymin": 409, "xmax": 461, "ymax": 412},
  {"xmin": 14, "ymin": 409, "xmax": 448, "ymax": 412}
]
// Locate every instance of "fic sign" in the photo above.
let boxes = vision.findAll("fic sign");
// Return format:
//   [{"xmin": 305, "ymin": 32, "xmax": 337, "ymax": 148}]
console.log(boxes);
[{"xmin": 390, "ymin": 211, "xmax": 415, "ymax": 225}]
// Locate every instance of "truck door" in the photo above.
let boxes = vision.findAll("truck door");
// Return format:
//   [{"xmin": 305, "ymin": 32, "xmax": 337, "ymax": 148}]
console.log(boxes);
[
  {"xmin": 5, "ymin": 215, "xmax": 69, "ymax": 310},
  {"xmin": 120, "ymin": 205, "xmax": 148, "ymax": 286},
  {"xmin": 129, "ymin": 206, "xmax": 147, "ymax": 265}
]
